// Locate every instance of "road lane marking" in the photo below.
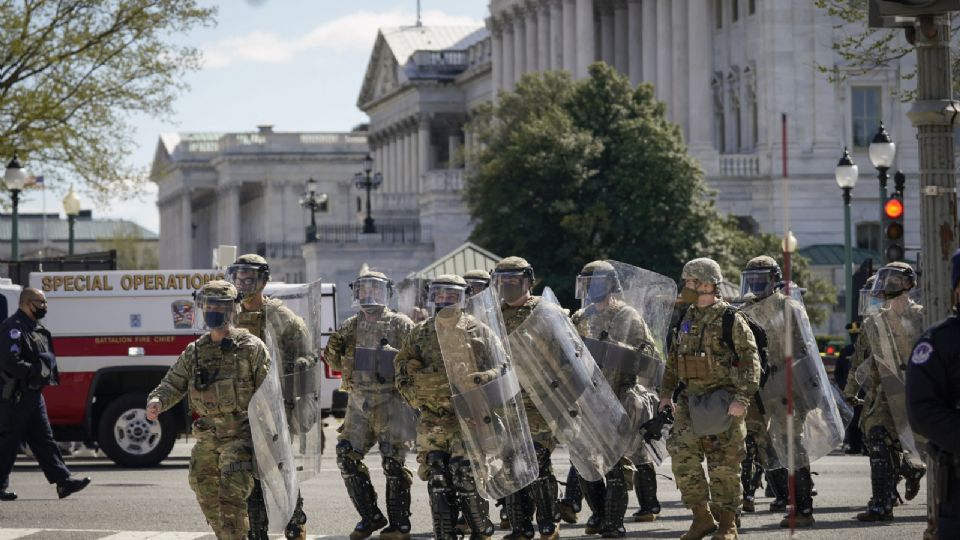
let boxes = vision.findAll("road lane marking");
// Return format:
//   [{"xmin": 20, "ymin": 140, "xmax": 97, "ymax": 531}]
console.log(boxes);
[
  {"xmin": 0, "ymin": 530, "xmax": 41, "ymax": 540},
  {"xmin": 98, "ymin": 533, "xmax": 209, "ymax": 539}
]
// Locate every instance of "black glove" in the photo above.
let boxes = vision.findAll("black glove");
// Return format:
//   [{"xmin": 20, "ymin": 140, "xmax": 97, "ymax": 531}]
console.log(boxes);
[{"xmin": 641, "ymin": 407, "xmax": 674, "ymax": 443}]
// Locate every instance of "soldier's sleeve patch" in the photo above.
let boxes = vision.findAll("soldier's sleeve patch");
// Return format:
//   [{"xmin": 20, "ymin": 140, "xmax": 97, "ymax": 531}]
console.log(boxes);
[
  {"xmin": 8, "ymin": 329, "xmax": 20, "ymax": 340},
  {"xmin": 910, "ymin": 341, "xmax": 934, "ymax": 365}
]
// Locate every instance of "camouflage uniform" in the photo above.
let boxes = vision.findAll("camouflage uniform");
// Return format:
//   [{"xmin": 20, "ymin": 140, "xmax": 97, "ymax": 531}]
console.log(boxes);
[
  {"xmin": 850, "ymin": 265, "xmax": 926, "ymax": 522},
  {"xmin": 571, "ymin": 289, "xmax": 660, "ymax": 536},
  {"xmin": 325, "ymin": 303, "xmax": 416, "ymax": 540},
  {"xmin": 229, "ymin": 254, "xmax": 314, "ymax": 540},
  {"xmin": 394, "ymin": 274, "xmax": 495, "ymax": 540},
  {"xmin": 662, "ymin": 258, "xmax": 760, "ymax": 540},
  {"xmin": 148, "ymin": 281, "xmax": 270, "ymax": 540}
]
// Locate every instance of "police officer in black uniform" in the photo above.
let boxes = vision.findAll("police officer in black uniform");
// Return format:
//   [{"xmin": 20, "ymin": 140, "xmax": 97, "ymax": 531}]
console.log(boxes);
[
  {"xmin": 906, "ymin": 249, "xmax": 960, "ymax": 540},
  {"xmin": 0, "ymin": 288, "xmax": 90, "ymax": 501}
]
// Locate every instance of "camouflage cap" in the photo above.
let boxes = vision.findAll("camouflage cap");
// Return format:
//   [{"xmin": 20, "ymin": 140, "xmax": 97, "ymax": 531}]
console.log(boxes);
[
  {"xmin": 432, "ymin": 274, "xmax": 467, "ymax": 287},
  {"xmin": 198, "ymin": 280, "xmax": 239, "ymax": 301},
  {"xmin": 681, "ymin": 257, "xmax": 723, "ymax": 284},
  {"xmin": 463, "ymin": 269, "xmax": 490, "ymax": 281},
  {"xmin": 357, "ymin": 263, "xmax": 389, "ymax": 281},
  {"xmin": 745, "ymin": 255, "xmax": 780, "ymax": 272},
  {"xmin": 234, "ymin": 253, "xmax": 269, "ymax": 266},
  {"xmin": 884, "ymin": 261, "xmax": 915, "ymax": 273},
  {"xmin": 495, "ymin": 256, "xmax": 533, "ymax": 272},
  {"xmin": 580, "ymin": 260, "xmax": 615, "ymax": 276}
]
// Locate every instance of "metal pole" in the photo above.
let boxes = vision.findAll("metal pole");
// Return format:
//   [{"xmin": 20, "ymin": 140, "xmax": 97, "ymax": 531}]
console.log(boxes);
[
  {"xmin": 783, "ymin": 245, "xmax": 796, "ymax": 533},
  {"xmin": 68, "ymin": 215, "xmax": 75, "ymax": 255},
  {"xmin": 906, "ymin": 14, "xmax": 959, "ymax": 327},
  {"xmin": 843, "ymin": 187, "xmax": 854, "ymax": 341},
  {"xmin": 877, "ymin": 166, "xmax": 889, "ymax": 210},
  {"xmin": 363, "ymin": 173, "xmax": 376, "ymax": 234},
  {"xmin": 11, "ymin": 190, "xmax": 20, "ymax": 262}
]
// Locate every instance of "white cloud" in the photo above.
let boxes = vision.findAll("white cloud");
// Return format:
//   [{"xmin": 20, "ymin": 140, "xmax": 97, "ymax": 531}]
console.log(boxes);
[{"xmin": 201, "ymin": 8, "xmax": 483, "ymax": 69}]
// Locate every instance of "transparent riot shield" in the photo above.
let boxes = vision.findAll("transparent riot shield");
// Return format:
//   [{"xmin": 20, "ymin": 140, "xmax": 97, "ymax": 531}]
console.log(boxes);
[
  {"xmin": 343, "ymin": 314, "xmax": 417, "ymax": 453},
  {"xmin": 577, "ymin": 261, "xmax": 675, "ymax": 390},
  {"xmin": 867, "ymin": 310, "xmax": 921, "ymax": 455},
  {"xmin": 249, "ymin": 337, "xmax": 298, "ymax": 532},
  {"xmin": 435, "ymin": 287, "xmax": 539, "ymax": 500},
  {"xmin": 265, "ymin": 280, "xmax": 324, "ymax": 480},
  {"xmin": 509, "ymin": 287, "xmax": 637, "ymax": 481},
  {"xmin": 744, "ymin": 293, "xmax": 845, "ymax": 466}
]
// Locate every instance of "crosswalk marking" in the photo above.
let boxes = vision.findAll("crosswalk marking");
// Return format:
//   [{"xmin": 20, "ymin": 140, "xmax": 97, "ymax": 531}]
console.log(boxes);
[{"xmin": 0, "ymin": 531, "xmax": 41, "ymax": 540}]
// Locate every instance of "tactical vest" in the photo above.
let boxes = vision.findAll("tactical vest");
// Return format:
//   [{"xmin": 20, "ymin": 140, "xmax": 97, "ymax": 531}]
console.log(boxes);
[
  {"xmin": 187, "ymin": 330, "xmax": 258, "ymax": 418},
  {"xmin": 672, "ymin": 303, "xmax": 744, "ymax": 395}
]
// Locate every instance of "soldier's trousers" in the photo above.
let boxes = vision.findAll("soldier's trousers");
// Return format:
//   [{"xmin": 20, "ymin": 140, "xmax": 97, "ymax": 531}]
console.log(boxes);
[
  {"xmin": 189, "ymin": 430, "xmax": 256, "ymax": 540},
  {"xmin": 667, "ymin": 399, "xmax": 746, "ymax": 513}
]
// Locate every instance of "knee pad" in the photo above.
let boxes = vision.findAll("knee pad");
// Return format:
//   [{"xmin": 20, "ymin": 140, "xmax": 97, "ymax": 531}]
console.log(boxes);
[
  {"xmin": 426, "ymin": 451, "xmax": 452, "ymax": 489},
  {"xmin": 450, "ymin": 457, "xmax": 478, "ymax": 492},
  {"xmin": 379, "ymin": 441, "xmax": 399, "ymax": 459},
  {"xmin": 336, "ymin": 440, "xmax": 365, "ymax": 476},
  {"xmin": 382, "ymin": 456, "xmax": 410, "ymax": 482}
]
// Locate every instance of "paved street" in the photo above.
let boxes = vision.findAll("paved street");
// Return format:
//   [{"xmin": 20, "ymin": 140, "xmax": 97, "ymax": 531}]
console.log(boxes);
[{"xmin": 0, "ymin": 422, "xmax": 929, "ymax": 540}]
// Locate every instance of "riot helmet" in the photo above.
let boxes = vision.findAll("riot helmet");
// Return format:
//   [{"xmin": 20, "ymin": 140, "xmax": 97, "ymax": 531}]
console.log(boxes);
[
  {"xmin": 680, "ymin": 257, "xmax": 723, "ymax": 303},
  {"xmin": 426, "ymin": 274, "xmax": 468, "ymax": 315},
  {"xmin": 194, "ymin": 280, "xmax": 240, "ymax": 330},
  {"xmin": 740, "ymin": 255, "xmax": 782, "ymax": 300},
  {"xmin": 492, "ymin": 256, "xmax": 534, "ymax": 305},
  {"xmin": 870, "ymin": 262, "xmax": 916, "ymax": 300},
  {"xmin": 350, "ymin": 266, "xmax": 393, "ymax": 314},
  {"xmin": 575, "ymin": 260, "xmax": 621, "ymax": 307},
  {"xmin": 463, "ymin": 269, "xmax": 491, "ymax": 297},
  {"xmin": 226, "ymin": 254, "xmax": 270, "ymax": 300}
]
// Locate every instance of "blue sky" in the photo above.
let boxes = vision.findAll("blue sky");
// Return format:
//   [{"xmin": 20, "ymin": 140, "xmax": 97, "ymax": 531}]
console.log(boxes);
[{"xmin": 17, "ymin": 1, "xmax": 488, "ymax": 234}]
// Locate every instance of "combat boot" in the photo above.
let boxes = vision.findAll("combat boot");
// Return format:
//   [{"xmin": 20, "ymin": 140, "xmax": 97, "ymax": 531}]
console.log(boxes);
[
  {"xmin": 631, "ymin": 462, "xmax": 660, "ymax": 522},
  {"xmin": 456, "ymin": 515, "xmax": 470, "ymax": 534},
  {"xmin": 498, "ymin": 499, "xmax": 511, "ymax": 529},
  {"xmin": 780, "ymin": 467, "xmax": 815, "ymax": 529},
  {"xmin": 710, "ymin": 510, "xmax": 738, "ymax": 540},
  {"xmin": 580, "ymin": 478, "xmax": 606, "ymax": 535},
  {"xmin": 680, "ymin": 502, "xmax": 718, "ymax": 540},
  {"xmin": 767, "ymin": 468, "xmax": 789, "ymax": 512},
  {"xmin": 559, "ymin": 466, "xmax": 582, "ymax": 524},
  {"xmin": 350, "ymin": 516, "xmax": 388, "ymax": 540}
]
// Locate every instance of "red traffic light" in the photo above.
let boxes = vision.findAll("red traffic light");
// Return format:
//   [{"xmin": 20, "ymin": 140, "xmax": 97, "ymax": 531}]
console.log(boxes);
[{"xmin": 884, "ymin": 198, "xmax": 904, "ymax": 219}]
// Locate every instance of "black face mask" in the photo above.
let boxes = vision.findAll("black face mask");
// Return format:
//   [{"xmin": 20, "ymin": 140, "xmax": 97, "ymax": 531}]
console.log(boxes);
[
  {"xmin": 33, "ymin": 306, "xmax": 47, "ymax": 320},
  {"xmin": 203, "ymin": 311, "xmax": 227, "ymax": 329}
]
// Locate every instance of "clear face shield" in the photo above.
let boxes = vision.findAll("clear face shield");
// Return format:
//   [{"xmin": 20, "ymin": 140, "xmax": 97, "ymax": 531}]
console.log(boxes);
[
  {"xmin": 426, "ymin": 283, "xmax": 467, "ymax": 316},
  {"xmin": 195, "ymin": 297, "xmax": 239, "ymax": 330},
  {"xmin": 739, "ymin": 269, "xmax": 776, "ymax": 301},
  {"xmin": 574, "ymin": 273, "xmax": 617, "ymax": 308},
  {"xmin": 352, "ymin": 277, "xmax": 391, "ymax": 313},
  {"xmin": 465, "ymin": 278, "xmax": 490, "ymax": 297},
  {"xmin": 226, "ymin": 264, "xmax": 267, "ymax": 299},
  {"xmin": 492, "ymin": 271, "xmax": 529, "ymax": 305},
  {"xmin": 859, "ymin": 287, "xmax": 883, "ymax": 316},
  {"xmin": 871, "ymin": 268, "xmax": 913, "ymax": 300}
]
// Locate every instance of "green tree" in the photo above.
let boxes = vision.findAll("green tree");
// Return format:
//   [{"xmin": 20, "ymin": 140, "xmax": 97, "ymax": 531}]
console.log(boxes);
[
  {"xmin": 466, "ymin": 63, "xmax": 836, "ymax": 325},
  {"xmin": 98, "ymin": 222, "xmax": 158, "ymax": 270},
  {"xmin": 0, "ymin": 0, "xmax": 216, "ymax": 201}
]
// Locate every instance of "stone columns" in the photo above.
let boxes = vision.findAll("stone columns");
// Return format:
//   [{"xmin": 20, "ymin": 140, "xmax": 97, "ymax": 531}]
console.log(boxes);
[
  {"xmin": 642, "ymin": 0, "xmax": 656, "ymax": 83},
  {"xmin": 389, "ymin": 131, "xmax": 399, "ymax": 193},
  {"xmin": 525, "ymin": 4, "xmax": 539, "ymax": 74},
  {"xmin": 489, "ymin": 18, "xmax": 503, "ymax": 95},
  {"xmin": 687, "ymin": 0, "xmax": 714, "ymax": 148},
  {"xmin": 655, "ymin": 0, "xmax": 672, "ymax": 113},
  {"xmin": 408, "ymin": 128, "xmax": 418, "ymax": 192},
  {"xmin": 600, "ymin": 2, "xmax": 615, "ymax": 66},
  {"xmin": 513, "ymin": 9, "xmax": 526, "ymax": 83},
  {"xmin": 180, "ymin": 190, "xmax": 192, "ymax": 268},
  {"xmin": 672, "ymin": 0, "xmax": 689, "ymax": 135},
  {"xmin": 614, "ymin": 0, "xmax": 629, "ymax": 73},
  {"xmin": 448, "ymin": 128, "xmax": 461, "ymax": 170},
  {"xmin": 627, "ymin": 0, "xmax": 642, "ymax": 85},
  {"xmin": 216, "ymin": 184, "xmax": 240, "ymax": 249},
  {"xmin": 411, "ymin": 127, "xmax": 421, "ymax": 191},
  {"xmin": 418, "ymin": 116, "xmax": 431, "ymax": 186},
  {"xmin": 575, "ymin": 0, "xmax": 595, "ymax": 78},
  {"xmin": 501, "ymin": 18, "xmax": 515, "ymax": 90},
  {"xmin": 563, "ymin": 0, "xmax": 577, "ymax": 73},
  {"xmin": 401, "ymin": 127, "xmax": 411, "ymax": 192},
  {"xmin": 550, "ymin": 0, "xmax": 563, "ymax": 70},
  {"xmin": 538, "ymin": 1, "xmax": 551, "ymax": 71}
]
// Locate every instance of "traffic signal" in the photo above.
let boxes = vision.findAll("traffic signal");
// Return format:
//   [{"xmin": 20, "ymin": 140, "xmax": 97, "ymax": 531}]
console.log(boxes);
[
  {"xmin": 872, "ymin": 0, "xmax": 960, "ymax": 17},
  {"xmin": 883, "ymin": 196, "xmax": 905, "ymax": 263}
]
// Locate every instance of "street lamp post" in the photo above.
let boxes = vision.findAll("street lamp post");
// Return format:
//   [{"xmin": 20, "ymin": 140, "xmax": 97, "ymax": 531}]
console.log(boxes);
[
  {"xmin": 62, "ymin": 185, "xmax": 81, "ymax": 255},
  {"xmin": 4, "ymin": 154, "xmax": 28, "ymax": 262},
  {"xmin": 298, "ymin": 178, "xmax": 328, "ymax": 243},
  {"xmin": 868, "ymin": 122, "xmax": 896, "ymax": 209},
  {"xmin": 835, "ymin": 147, "xmax": 859, "ymax": 341},
  {"xmin": 353, "ymin": 153, "xmax": 383, "ymax": 234}
]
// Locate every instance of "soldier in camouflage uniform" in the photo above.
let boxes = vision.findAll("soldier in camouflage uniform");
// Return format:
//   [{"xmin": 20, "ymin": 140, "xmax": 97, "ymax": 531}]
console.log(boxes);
[
  {"xmin": 146, "ymin": 281, "xmax": 270, "ymax": 540},
  {"xmin": 226, "ymin": 254, "xmax": 313, "ymax": 540},
  {"xmin": 324, "ymin": 267, "xmax": 417, "ymax": 540},
  {"xmin": 659, "ymin": 258, "xmax": 760, "ymax": 540},
  {"xmin": 463, "ymin": 269, "xmax": 491, "ymax": 297},
  {"xmin": 845, "ymin": 262, "xmax": 927, "ymax": 522},
  {"xmin": 570, "ymin": 261, "xmax": 661, "ymax": 536},
  {"xmin": 492, "ymin": 257, "xmax": 561, "ymax": 540},
  {"xmin": 394, "ymin": 275, "xmax": 496, "ymax": 540}
]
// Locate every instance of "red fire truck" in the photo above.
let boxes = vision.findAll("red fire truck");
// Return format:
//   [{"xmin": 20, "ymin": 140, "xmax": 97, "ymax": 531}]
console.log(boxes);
[{"xmin": 0, "ymin": 270, "xmax": 344, "ymax": 467}]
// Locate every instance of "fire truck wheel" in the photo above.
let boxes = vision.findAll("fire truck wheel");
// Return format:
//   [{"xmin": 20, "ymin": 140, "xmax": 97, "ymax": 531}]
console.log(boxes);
[{"xmin": 98, "ymin": 393, "xmax": 177, "ymax": 468}]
